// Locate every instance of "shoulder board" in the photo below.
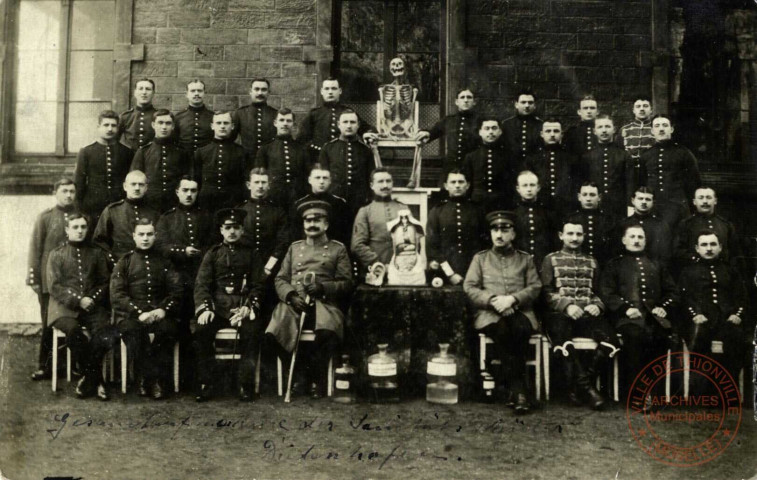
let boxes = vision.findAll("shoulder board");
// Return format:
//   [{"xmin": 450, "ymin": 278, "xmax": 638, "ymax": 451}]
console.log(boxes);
[
  {"xmin": 309, "ymin": 106, "xmax": 322, "ymax": 113},
  {"xmin": 42, "ymin": 206, "xmax": 54, "ymax": 214},
  {"xmin": 331, "ymin": 194, "xmax": 347, "ymax": 203},
  {"xmin": 533, "ymin": 115, "xmax": 543, "ymax": 122},
  {"xmin": 292, "ymin": 240, "xmax": 304, "ymax": 245},
  {"xmin": 106, "ymin": 199, "xmax": 125, "ymax": 209},
  {"xmin": 330, "ymin": 240, "xmax": 345, "ymax": 247},
  {"xmin": 234, "ymin": 200, "xmax": 249, "ymax": 208},
  {"xmin": 51, "ymin": 243, "xmax": 67, "ymax": 253},
  {"xmin": 293, "ymin": 194, "xmax": 310, "ymax": 204},
  {"xmin": 474, "ymin": 249, "xmax": 489, "ymax": 256},
  {"xmin": 163, "ymin": 207, "xmax": 177, "ymax": 215},
  {"xmin": 327, "ymin": 137, "xmax": 341, "ymax": 144},
  {"xmin": 121, "ymin": 250, "xmax": 136, "ymax": 259},
  {"xmin": 515, "ymin": 249, "xmax": 531, "ymax": 255},
  {"xmin": 122, "ymin": 107, "xmax": 135, "ymax": 114}
]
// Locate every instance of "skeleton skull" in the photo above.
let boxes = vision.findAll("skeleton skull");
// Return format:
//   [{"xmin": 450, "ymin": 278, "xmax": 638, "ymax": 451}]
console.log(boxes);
[{"xmin": 389, "ymin": 57, "xmax": 405, "ymax": 78}]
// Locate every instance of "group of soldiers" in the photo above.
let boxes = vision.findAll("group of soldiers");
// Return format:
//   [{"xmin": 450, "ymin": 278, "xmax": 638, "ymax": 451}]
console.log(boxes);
[{"xmin": 26, "ymin": 76, "xmax": 749, "ymax": 412}]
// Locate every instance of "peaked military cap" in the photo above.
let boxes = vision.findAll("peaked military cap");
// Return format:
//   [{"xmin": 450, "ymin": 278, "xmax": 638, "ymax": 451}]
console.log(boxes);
[
  {"xmin": 215, "ymin": 208, "xmax": 247, "ymax": 226},
  {"xmin": 297, "ymin": 199, "xmax": 331, "ymax": 219},
  {"xmin": 486, "ymin": 210, "xmax": 515, "ymax": 228}
]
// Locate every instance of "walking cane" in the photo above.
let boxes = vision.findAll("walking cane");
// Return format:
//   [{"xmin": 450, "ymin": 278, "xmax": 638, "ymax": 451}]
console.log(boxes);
[{"xmin": 284, "ymin": 272, "xmax": 315, "ymax": 403}]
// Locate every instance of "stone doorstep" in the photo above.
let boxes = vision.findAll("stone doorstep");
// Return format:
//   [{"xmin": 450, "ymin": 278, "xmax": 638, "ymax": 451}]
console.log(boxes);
[{"xmin": 0, "ymin": 324, "xmax": 42, "ymax": 336}]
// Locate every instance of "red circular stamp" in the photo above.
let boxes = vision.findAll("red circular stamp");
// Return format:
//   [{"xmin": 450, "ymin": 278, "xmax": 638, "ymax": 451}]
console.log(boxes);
[{"xmin": 626, "ymin": 351, "xmax": 742, "ymax": 467}]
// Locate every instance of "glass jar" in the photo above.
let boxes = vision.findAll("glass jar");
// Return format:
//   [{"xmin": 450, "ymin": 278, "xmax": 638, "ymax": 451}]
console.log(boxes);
[
  {"xmin": 426, "ymin": 343, "xmax": 458, "ymax": 405},
  {"xmin": 333, "ymin": 354, "xmax": 356, "ymax": 404},
  {"xmin": 367, "ymin": 344, "xmax": 399, "ymax": 403}
]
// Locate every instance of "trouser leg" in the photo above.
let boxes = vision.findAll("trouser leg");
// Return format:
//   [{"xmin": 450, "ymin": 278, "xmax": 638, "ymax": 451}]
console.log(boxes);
[
  {"xmin": 37, "ymin": 293, "xmax": 52, "ymax": 370},
  {"xmin": 481, "ymin": 313, "xmax": 534, "ymax": 396},
  {"xmin": 311, "ymin": 329, "xmax": 339, "ymax": 389}
]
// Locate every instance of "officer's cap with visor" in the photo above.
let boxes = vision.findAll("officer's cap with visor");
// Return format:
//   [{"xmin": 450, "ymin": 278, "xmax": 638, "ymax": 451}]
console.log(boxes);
[
  {"xmin": 297, "ymin": 199, "xmax": 331, "ymax": 220},
  {"xmin": 486, "ymin": 210, "xmax": 515, "ymax": 229},
  {"xmin": 215, "ymin": 208, "xmax": 247, "ymax": 227}
]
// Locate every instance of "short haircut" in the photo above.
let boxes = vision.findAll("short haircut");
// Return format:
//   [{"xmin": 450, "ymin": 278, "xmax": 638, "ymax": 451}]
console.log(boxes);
[
  {"xmin": 632, "ymin": 94, "xmax": 653, "ymax": 104},
  {"xmin": 98, "ymin": 110, "xmax": 119, "ymax": 125},
  {"xmin": 53, "ymin": 178, "xmax": 75, "ymax": 193},
  {"xmin": 623, "ymin": 223, "xmax": 646, "ymax": 236},
  {"xmin": 696, "ymin": 230, "xmax": 721, "ymax": 244},
  {"xmin": 579, "ymin": 181, "xmax": 600, "ymax": 191},
  {"xmin": 250, "ymin": 78, "xmax": 270, "ymax": 89},
  {"xmin": 277, "ymin": 107, "xmax": 295, "ymax": 120},
  {"xmin": 338, "ymin": 109, "xmax": 358, "ymax": 121},
  {"xmin": 514, "ymin": 87, "xmax": 535, "ymax": 100},
  {"xmin": 695, "ymin": 185, "xmax": 717, "ymax": 197},
  {"xmin": 134, "ymin": 78, "xmax": 155, "ymax": 90},
  {"xmin": 370, "ymin": 167, "xmax": 391, "ymax": 183},
  {"xmin": 186, "ymin": 78, "xmax": 206, "ymax": 90},
  {"xmin": 542, "ymin": 117, "xmax": 562, "ymax": 126},
  {"xmin": 632, "ymin": 186, "xmax": 655, "ymax": 198},
  {"xmin": 444, "ymin": 168, "xmax": 468, "ymax": 182},
  {"xmin": 249, "ymin": 167, "xmax": 268, "ymax": 178},
  {"xmin": 561, "ymin": 220, "xmax": 584, "ymax": 232},
  {"xmin": 456, "ymin": 88, "xmax": 475, "ymax": 97},
  {"xmin": 152, "ymin": 109, "xmax": 174, "ymax": 122},
  {"xmin": 579, "ymin": 94, "xmax": 597, "ymax": 103},
  {"xmin": 133, "ymin": 217, "xmax": 155, "ymax": 232},
  {"xmin": 176, "ymin": 175, "xmax": 197, "ymax": 186},
  {"xmin": 517, "ymin": 170, "xmax": 539, "ymax": 184},
  {"xmin": 125, "ymin": 170, "xmax": 148, "ymax": 183},
  {"xmin": 322, "ymin": 77, "xmax": 340, "ymax": 87},
  {"xmin": 65, "ymin": 212, "xmax": 88, "ymax": 227},
  {"xmin": 477, "ymin": 116, "xmax": 500, "ymax": 129},
  {"xmin": 651, "ymin": 114, "xmax": 672, "ymax": 125},
  {"xmin": 213, "ymin": 110, "xmax": 232, "ymax": 119},
  {"xmin": 595, "ymin": 114, "xmax": 613, "ymax": 123},
  {"xmin": 309, "ymin": 162, "xmax": 331, "ymax": 174}
]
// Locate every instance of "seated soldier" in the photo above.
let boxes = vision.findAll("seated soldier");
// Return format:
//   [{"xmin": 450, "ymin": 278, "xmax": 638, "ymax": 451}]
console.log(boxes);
[
  {"xmin": 600, "ymin": 225, "xmax": 678, "ymax": 406},
  {"xmin": 612, "ymin": 186, "xmax": 672, "ymax": 269},
  {"xmin": 110, "ymin": 218, "xmax": 183, "ymax": 400},
  {"xmin": 541, "ymin": 221, "xmax": 618, "ymax": 410},
  {"xmin": 266, "ymin": 200, "xmax": 353, "ymax": 398},
  {"xmin": 512, "ymin": 170, "xmax": 557, "ymax": 272},
  {"xmin": 566, "ymin": 182, "xmax": 613, "ymax": 264},
  {"xmin": 426, "ymin": 169, "xmax": 487, "ymax": 285},
  {"xmin": 46, "ymin": 213, "xmax": 116, "ymax": 400},
  {"xmin": 679, "ymin": 231, "xmax": 747, "ymax": 383},
  {"xmin": 193, "ymin": 208, "xmax": 264, "ymax": 402},
  {"xmin": 463, "ymin": 211, "xmax": 542, "ymax": 414}
]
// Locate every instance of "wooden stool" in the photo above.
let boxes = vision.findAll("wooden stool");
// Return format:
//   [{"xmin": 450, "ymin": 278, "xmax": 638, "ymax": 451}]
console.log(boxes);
[{"xmin": 479, "ymin": 333, "xmax": 545, "ymax": 401}]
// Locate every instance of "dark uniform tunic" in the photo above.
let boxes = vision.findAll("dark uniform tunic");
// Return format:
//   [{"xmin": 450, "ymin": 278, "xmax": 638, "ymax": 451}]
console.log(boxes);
[
  {"xmin": 317, "ymin": 137, "xmax": 373, "ymax": 213},
  {"xmin": 640, "ymin": 140, "xmax": 701, "ymax": 228},
  {"xmin": 174, "ymin": 104, "xmax": 214, "ymax": 153},
  {"xmin": 462, "ymin": 140, "xmax": 516, "ymax": 211},
  {"xmin": 674, "ymin": 213, "xmax": 743, "ymax": 272},
  {"xmin": 194, "ymin": 138, "xmax": 249, "ymax": 210},
  {"xmin": 678, "ymin": 258, "xmax": 747, "ymax": 376},
  {"xmin": 236, "ymin": 198, "xmax": 289, "ymax": 269},
  {"xmin": 232, "ymin": 102, "xmax": 278, "ymax": 158},
  {"xmin": 564, "ymin": 120, "xmax": 596, "ymax": 157},
  {"xmin": 93, "ymin": 199, "xmax": 160, "ymax": 260},
  {"xmin": 111, "ymin": 248, "xmax": 183, "ymax": 381},
  {"xmin": 523, "ymin": 145, "xmax": 578, "ymax": 215},
  {"xmin": 193, "ymin": 241, "xmax": 265, "ymax": 387},
  {"xmin": 131, "ymin": 138, "xmax": 192, "ymax": 213},
  {"xmin": 426, "ymin": 196, "xmax": 487, "ymax": 278},
  {"xmin": 290, "ymin": 192, "xmax": 351, "ymax": 245},
  {"xmin": 422, "ymin": 110, "xmax": 481, "ymax": 175},
  {"xmin": 501, "ymin": 114, "xmax": 543, "ymax": 162},
  {"xmin": 512, "ymin": 199, "xmax": 556, "ymax": 271},
  {"xmin": 566, "ymin": 208, "xmax": 613, "ymax": 264},
  {"xmin": 579, "ymin": 143, "xmax": 635, "ymax": 221},
  {"xmin": 254, "ymin": 135, "xmax": 309, "ymax": 208},
  {"xmin": 74, "ymin": 142, "xmax": 133, "ymax": 221},
  {"xmin": 119, "ymin": 104, "xmax": 156, "ymax": 151},
  {"xmin": 612, "ymin": 212, "xmax": 673, "ymax": 269},
  {"xmin": 297, "ymin": 101, "xmax": 374, "ymax": 159}
]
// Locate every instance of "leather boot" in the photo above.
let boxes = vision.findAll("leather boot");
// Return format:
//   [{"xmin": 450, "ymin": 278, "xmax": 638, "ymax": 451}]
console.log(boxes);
[
  {"xmin": 563, "ymin": 359, "xmax": 582, "ymax": 406},
  {"xmin": 137, "ymin": 377, "xmax": 150, "ymax": 397},
  {"xmin": 574, "ymin": 354, "xmax": 605, "ymax": 410}
]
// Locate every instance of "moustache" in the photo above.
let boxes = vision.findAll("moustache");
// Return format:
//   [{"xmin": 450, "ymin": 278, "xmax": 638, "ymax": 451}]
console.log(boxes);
[{"xmin": 306, "ymin": 227, "xmax": 320, "ymax": 232}]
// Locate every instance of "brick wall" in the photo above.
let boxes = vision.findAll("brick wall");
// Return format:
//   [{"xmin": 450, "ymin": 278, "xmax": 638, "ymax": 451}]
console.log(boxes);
[
  {"xmin": 131, "ymin": 0, "xmax": 319, "ymax": 120},
  {"xmin": 465, "ymin": 0, "xmax": 655, "ymax": 124}
]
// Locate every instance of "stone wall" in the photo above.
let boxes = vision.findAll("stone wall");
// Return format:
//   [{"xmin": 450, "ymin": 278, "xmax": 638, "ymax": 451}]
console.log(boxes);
[{"xmin": 465, "ymin": 0, "xmax": 655, "ymax": 123}]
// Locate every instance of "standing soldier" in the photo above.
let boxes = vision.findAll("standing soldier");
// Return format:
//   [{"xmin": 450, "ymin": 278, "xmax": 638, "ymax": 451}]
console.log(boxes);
[
  {"xmin": 297, "ymin": 77, "xmax": 377, "ymax": 161},
  {"xmin": 579, "ymin": 115, "xmax": 635, "ymax": 221},
  {"xmin": 254, "ymin": 108, "xmax": 309, "ymax": 209},
  {"xmin": 93, "ymin": 170, "xmax": 160, "ymax": 261},
  {"xmin": 74, "ymin": 110, "xmax": 134, "ymax": 225},
  {"xmin": 195, "ymin": 111, "xmax": 248, "ymax": 210},
  {"xmin": 564, "ymin": 95, "xmax": 599, "ymax": 157},
  {"xmin": 266, "ymin": 200, "xmax": 353, "ymax": 398},
  {"xmin": 612, "ymin": 187, "xmax": 673, "ymax": 269},
  {"xmin": 463, "ymin": 211, "xmax": 542, "ymax": 414},
  {"xmin": 640, "ymin": 115, "xmax": 701, "ymax": 229},
  {"xmin": 600, "ymin": 225, "xmax": 678, "ymax": 404},
  {"xmin": 416, "ymin": 88, "xmax": 481, "ymax": 181},
  {"xmin": 193, "ymin": 208, "xmax": 265, "ymax": 402},
  {"xmin": 111, "ymin": 218, "xmax": 183, "ymax": 399},
  {"xmin": 232, "ymin": 78, "xmax": 277, "ymax": 159},
  {"xmin": 512, "ymin": 170, "xmax": 556, "ymax": 272},
  {"xmin": 174, "ymin": 79, "xmax": 214, "ymax": 153},
  {"xmin": 501, "ymin": 88, "xmax": 543, "ymax": 162},
  {"xmin": 28, "ymin": 179, "xmax": 78, "ymax": 381},
  {"xmin": 426, "ymin": 169, "xmax": 487, "ymax": 285},
  {"xmin": 462, "ymin": 117, "xmax": 516, "ymax": 212},
  {"xmin": 290, "ymin": 164, "xmax": 351, "ymax": 244},
  {"xmin": 46, "ymin": 213, "xmax": 116, "ymax": 400},
  {"xmin": 119, "ymin": 78, "xmax": 157, "ymax": 152},
  {"xmin": 619, "ymin": 95, "xmax": 655, "ymax": 163},
  {"xmin": 566, "ymin": 182, "xmax": 613, "ymax": 264},
  {"xmin": 318, "ymin": 110, "xmax": 374, "ymax": 214},
  {"xmin": 131, "ymin": 109, "xmax": 192, "ymax": 213}
]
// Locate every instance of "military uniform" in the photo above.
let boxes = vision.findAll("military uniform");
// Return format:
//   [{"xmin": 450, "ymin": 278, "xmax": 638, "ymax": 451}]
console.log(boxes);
[
  {"xmin": 564, "ymin": 120, "xmax": 596, "ymax": 157},
  {"xmin": 640, "ymin": 140, "xmax": 702, "ymax": 228},
  {"xmin": 131, "ymin": 138, "xmax": 192, "ymax": 213},
  {"xmin": 674, "ymin": 213, "xmax": 743, "ymax": 273},
  {"xmin": 290, "ymin": 192, "xmax": 351, "ymax": 245},
  {"xmin": 619, "ymin": 119, "xmax": 654, "ymax": 162},
  {"xmin": 512, "ymin": 199, "xmax": 557, "ymax": 271},
  {"xmin": 27, "ymin": 204, "xmax": 77, "ymax": 371},
  {"xmin": 426, "ymin": 196, "xmax": 487, "ymax": 279},
  {"xmin": 678, "ymin": 258, "xmax": 747, "ymax": 378},
  {"xmin": 599, "ymin": 252, "xmax": 678, "ymax": 392},
  {"xmin": 579, "ymin": 143, "xmax": 635, "ymax": 221},
  {"xmin": 350, "ymin": 197, "xmax": 407, "ymax": 270},
  {"xmin": 174, "ymin": 104, "xmax": 214, "ymax": 153},
  {"xmin": 523, "ymin": 145, "xmax": 579, "ymax": 215},
  {"xmin": 612, "ymin": 212, "xmax": 673, "ymax": 269},
  {"xmin": 236, "ymin": 198, "xmax": 289, "ymax": 270},
  {"xmin": 254, "ymin": 135, "xmax": 309, "ymax": 208},
  {"xmin": 93, "ymin": 199, "xmax": 160, "ymax": 260},
  {"xmin": 566, "ymin": 208, "xmax": 613, "ymax": 264},
  {"xmin": 317, "ymin": 137, "xmax": 373, "ymax": 213},
  {"xmin": 297, "ymin": 102, "xmax": 374, "ymax": 160},
  {"xmin": 501, "ymin": 114, "xmax": 543, "ymax": 162},
  {"xmin": 232, "ymin": 102, "xmax": 277, "ymax": 158},
  {"xmin": 422, "ymin": 111, "xmax": 481, "ymax": 178},
  {"xmin": 194, "ymin": 138, "xmax": 249, "ymax": 210},
  {"xmin": 462, "ymin": 140, "xmax": 516, "ymax": 211},
  {"xmin": 74, "ymin": 142, "xmax": 133, "ymax": 222},
  {"xmin": 45, "ymin": 241, "xmax": 116, "ymax": 390},
  {"xmin": 110, "ymin": 247, "xmax": 183, "ymax": 389},
  {"xmin": 119, "ymin": 104, "xmax": 156, "ymax": 151}
]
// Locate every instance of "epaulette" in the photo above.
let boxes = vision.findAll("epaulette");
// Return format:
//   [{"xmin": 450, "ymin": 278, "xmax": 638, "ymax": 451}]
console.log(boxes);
[
  {"xmin": 105, "ymin": 199, "xmax": 125, "ymax": 209},
  {"xmin": 292, "ymin": 240, "xmax": 304, "ymax": 245},
  {"xmin": 515, "ymin": 249, "xmax": 530, "ymax": 255},
  {"xmin": 42, "ymin": 206, "xmax": 54, "ymax": 214},
  {"xmin": 474, "ymin": 249, "xmax": 489, "ymax": 256},
  {"xmin": 122, "ymin": 107, "xmax": 135, "ymax": 114},
  {"xmin": 331, "ymin": 193, "xmax": 347, "ymax": 203},
  {"xmin": 330, "ymin": 239, "xmax": 345, "ymax": 247},
  {"xmin": 162, "ymin": 207, "xmax": 177, "ymax": 215},
  {"xmin": 137, "ymin": 142, "xmax": 153, "ymax": 151},
  {"xmin": 51, "ymin": 243, "xmax": 67, "ymax": 253},
  {"xmin": 326, "ymin": 137, "xmax": 341, "ymax": 144},
  {"xmin": 533, "ymin": 115, "xmax": 543, "ymax": 122}
]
